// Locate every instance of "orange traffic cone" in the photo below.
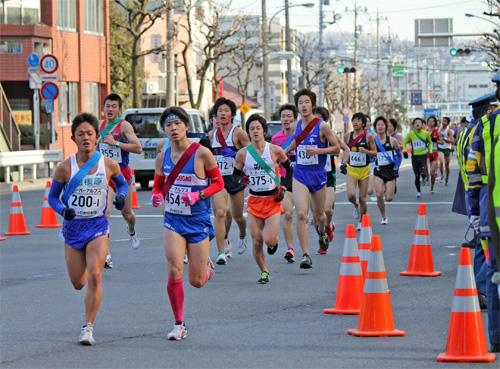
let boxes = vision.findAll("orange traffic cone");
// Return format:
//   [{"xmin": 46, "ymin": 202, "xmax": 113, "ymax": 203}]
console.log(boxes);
[
  {"xmin": 358, "ymin": 214, "xmax": 372, "ymax": 279},
  {"xmin": 437, "ymin": 247, "xmax": 496, "ymax": 362},
  {"xmin": 131, "ymin": 170, "xmax": 141, "ymax": 209},
  {"xmin": 400, "ymin": 204, "xmax": 441, "ymax": 277},
  {"xmin": 36, "ymin": 181, "xmax": 62, "ymax": 228},
  {"xmin": 0, "ymin": 236, "xmax": 5, "ymax": 241},
  {"xmin": 5, "ymin": 185, "xmax": 31, "ymax": 235},
  {"xmin": 324, "ymin": 224, "xmax": 363, "ymax": 315},
  {"xmin": 347, "ymin": 235, "xmax": 405, "ymax": 337}
]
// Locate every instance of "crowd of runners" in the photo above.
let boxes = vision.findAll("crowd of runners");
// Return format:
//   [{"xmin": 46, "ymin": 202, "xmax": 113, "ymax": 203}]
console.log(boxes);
[{"xmin": 48, "ymin": 87, "xmax": 498, "ymax": 351}]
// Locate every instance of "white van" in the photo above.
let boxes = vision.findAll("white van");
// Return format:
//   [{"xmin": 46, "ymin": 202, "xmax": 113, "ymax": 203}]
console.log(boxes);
[{"xmin": 122, "ymin": 107, "xmax": 207, "ymax": 188}]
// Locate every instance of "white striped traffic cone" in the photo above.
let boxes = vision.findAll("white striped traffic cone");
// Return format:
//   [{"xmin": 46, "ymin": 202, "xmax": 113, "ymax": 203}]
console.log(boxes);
[{"xmin": 36, "ymin": 181, "xmax": 62, "ymax": 228}]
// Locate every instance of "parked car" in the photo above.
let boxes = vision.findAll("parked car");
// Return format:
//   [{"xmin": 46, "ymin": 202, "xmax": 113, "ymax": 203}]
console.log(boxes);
[
  {"xmin": 123, "ymin": 107, "xmax": 207, "ymax": 188},
  {"xmin": 265, "ymin": 121, "xmax": 283, "ymax": 142}
]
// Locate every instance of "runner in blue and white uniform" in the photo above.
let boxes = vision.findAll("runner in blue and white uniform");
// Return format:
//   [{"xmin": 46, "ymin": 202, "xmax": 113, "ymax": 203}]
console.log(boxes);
[{"xmin": 387, "ymin": 118, "xmax": 404, "ymax": 194}]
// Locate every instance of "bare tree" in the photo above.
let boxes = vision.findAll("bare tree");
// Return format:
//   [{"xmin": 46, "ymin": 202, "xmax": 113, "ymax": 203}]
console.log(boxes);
[
  {"xmin": 481, "ymin": 1, "xmax": 500, "ymax": 71},
  {"xmin": 111, "ymin": 0, "xmax": 171, "ymax": 107},
  {"xmin": 296, "ymin": 33, "xmax": 320, "ymax": 90},
  {"xmin": 177, "ymin": 1, "xmax": 245, "ymax": 109}
]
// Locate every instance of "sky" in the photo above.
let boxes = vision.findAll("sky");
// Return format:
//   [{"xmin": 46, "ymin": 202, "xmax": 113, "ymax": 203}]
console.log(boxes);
[{"xmin": 231, "ymin": 0, "xmax": 497, "ymax": 43}]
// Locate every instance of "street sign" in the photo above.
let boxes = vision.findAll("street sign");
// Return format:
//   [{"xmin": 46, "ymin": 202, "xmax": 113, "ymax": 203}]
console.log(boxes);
[
  {"xmin": 45, "ymin": 100, "xmax": 54, "ymax": 113},
  {"xmin": 151, "ymin": 53, "xmax": 162, "ymax": 63},
  {"xmin": 41, "ymin": 82, "xmax": 59, "ymax": 100},
  {"xmin": 411, "ymin": 90, "xmax": 423, "ymax": 106},
  {"xmin": 240, "ymin": 102, "xmax": 251, "ymax": 115},
  {"xmin": 40, "ymin": 54, "xmax": 59, "ymax": 74},
  {"xmin": 29, "ymin": 74, "xmax": 42, "ymax": 89},
  {"xmin": 28, "ymin": 67, "xmax": 41, "ymax": 73},
  {"xmin": 41, "ymin": 74, "xmax": 60, "ymax": 82},
  {"xmin": 342, "ymin": 108, "xmax": 349, "ymax": 115},
  {"xmin": 392, "ymin": 63, "xmax": 405, "ymax": 78},
  {"xmin": 343, "ymin": 115, "xmax": 349, "ymax": 123},
  {"xmin": 27, "ymin": 53, "xmax": 39, "ymax": 68},
  {"xmin": 424, "ymin": 108, "xmax": 441, "ymax": 118},
  {"xmin": 269, "ymin": 81, "xmax": 276, "ymax": 114},
  {"xmin": 151, "ymin": 34, "xmax": 162, "ymax": 49}
]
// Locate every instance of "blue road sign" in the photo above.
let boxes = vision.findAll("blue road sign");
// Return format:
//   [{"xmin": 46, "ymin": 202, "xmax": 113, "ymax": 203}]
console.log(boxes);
[
  {"xmin": 40, "ymin": 82, "xmax": 59, "ymax": 100},
  {"xmin": 343, "ymin": 115, "xmax": 349, "ymax": 123},
  {"xmin": 424, "ymin": 108, "xmax": 441, "ymax": 118},
  {"xmin": 28, "ymin": 53, "xmax": 39, "ymax": 68},
  {"xmin": 411, "ymin": 90, "xmax": 422, "ymax": 106},
  {"xmin": 45, "ymin": 100, "xmax": 54, "ymax": 113}
]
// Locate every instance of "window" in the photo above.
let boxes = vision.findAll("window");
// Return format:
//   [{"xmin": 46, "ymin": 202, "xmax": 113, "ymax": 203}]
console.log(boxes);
[
  {"xmin": 84, "ymin": 0, "xmax": 103, "ymax": 35},
  {"xmin": 479, "ymin": 84, "xmax": 488, "ymax": 88},
  {"xmin": 58, "ymin": 82, "xmax": 78, "ymax": 125},
  {"xmin": 85, "ymin": 82, "xmax": 99, "ymax": 117},
  {"xmin": 0, "ymin": 40, "xmax": 22, "ymax": 53},
  {"xmin": 0, "ymin": 0, "xmax": 40, "ymax": 25},
  {"xmin": 468, "ymin": 85, "xmax": 477, "ymax": 88},
  {"xmin": 57, "ymin": 0, "xmax": 76, "ymax": 31},
  {"xmin": 34, "ymin": 41, "xmax": 50, "ymax": 55}
]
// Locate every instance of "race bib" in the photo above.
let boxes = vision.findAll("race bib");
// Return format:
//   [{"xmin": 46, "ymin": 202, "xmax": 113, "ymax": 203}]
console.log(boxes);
[
  {"xmin": 297, "ymin": 145, "xmax": 319, "ymax": 165},
  {"xmin": 248, "ymin": 169, "xmax": 276, "ymax": 192},
  {"xmin": 412, "ymin": 139, "xmax": 425, "ymax": 151},
  {"xmin": 164, "ymin": 185, "xmax": 191, "ymax": 215},
  {"xmin": 215, "ymin": 155, "xmax": 234, "ymax": 176},
  {"xmin": 325, "ymin": 155, "xmax": 332, "ymax": 171},
  {"xmin": 69, "ymin": 187, "xmax": 105, "ymax": 217},
  {"xmin": 377, "ymin": 151, "xmax": 394, "ymax": 166},
  {"xmin": 99, "ymin": 143, "xmax": 122, "ymax": 163},
  {"xmin": 349, "ymin": 151, "xmax": 367, "ymax": 166}
]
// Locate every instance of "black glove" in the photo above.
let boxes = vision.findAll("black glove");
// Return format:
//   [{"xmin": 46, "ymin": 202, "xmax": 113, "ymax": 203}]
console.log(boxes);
[
  {"xmin": 113, "ymin": 193, "xmax": 126, "ymax": 210},
  {"xmin": 61, "ymin": 207, "xmax": 76, "ymax": 221},
  {"xmin": 240, "ymin": 175, "xmax": 249, "ymax": 187},
  {"xmin": 274, "ymin": 186, "xmax": 286, "ymax": 202},
  {"xmin": 403, "ymin": 152, "xmax": 409, "ymax": 159},
  {"xmin": 340, "ymin": 163, "xmax": 347, "ymax": 175}
]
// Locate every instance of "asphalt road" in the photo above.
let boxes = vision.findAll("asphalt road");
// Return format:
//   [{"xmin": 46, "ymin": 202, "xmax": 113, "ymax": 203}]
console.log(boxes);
[{"xmin": 1, "ymin": 160, "xmax": 497, "ymax": 368}]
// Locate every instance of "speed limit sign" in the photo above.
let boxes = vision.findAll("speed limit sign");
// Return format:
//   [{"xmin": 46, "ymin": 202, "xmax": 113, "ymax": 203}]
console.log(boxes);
[
  {"xmin": 342, "ymin": 107, "xmax": 349, "ymax": 115},
  {"xmin": 40, "ymin": 54, "xmax": 59, "ymax": 74}
]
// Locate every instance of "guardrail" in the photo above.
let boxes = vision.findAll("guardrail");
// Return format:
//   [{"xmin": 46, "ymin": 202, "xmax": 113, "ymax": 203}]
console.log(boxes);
[{"xmin": 0, "ymin": 150, "xmax": 62, "ymax": 183}]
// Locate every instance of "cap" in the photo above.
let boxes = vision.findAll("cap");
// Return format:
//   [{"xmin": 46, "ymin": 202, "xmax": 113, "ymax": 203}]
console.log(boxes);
[
  {"xmin": 468, "ymin": 92, "xmax": 499, "ymax": 109},
  {"xmin": 492, "ymin": 75, "xmax": 500, "ymax": 86}
]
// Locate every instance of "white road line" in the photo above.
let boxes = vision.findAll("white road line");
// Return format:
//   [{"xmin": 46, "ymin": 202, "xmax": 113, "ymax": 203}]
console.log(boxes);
[{"xmin": 335, "ymin": 201, "xmax": 453, "ymax": 205}]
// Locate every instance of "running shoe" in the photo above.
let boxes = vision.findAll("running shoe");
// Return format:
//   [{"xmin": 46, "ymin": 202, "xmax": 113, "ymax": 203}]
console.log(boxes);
[
  {"xmin": 431, "ymin": 189, "xmax": 435, "ymax": 194},
  {"xmin": 127, "ymin": 225, "xmax": 140, "ymax": 250},
  {"xmin": 237, "ymin": 236, "xmax": 247, "ymax": 255},
  {"xmin": 416, "ymin": 192, "xmax": 421, "ymax": 198},
  {"xmin": 224, "ymin": 239, "xmax": 232, "ymax": 258},
  {"xmin": 316, "ymin": 225, "xmax": 329, "ymax": 251},
  {"xmin": 356, "ymin": 222, "xmax": 362, "ymax": 231},
  {"xmin": 318, "ymin": 248, "xmax": 327, "ymax": 255},
  {"xmin": 330, "ymin": 220, "xmax": 335, "ymax": 233},
  {"xmin": 422, "ymin": 177, "xmax": 427, "ymax": 186},
  {"xmin": 267, "ymin": 242, "xmax": 278, "ymax": 255},
  {"xmin": 353, "ymin": 205, "xmax": 360, "ymax": 219},
  {"xmin": 258, "ymin": 271, "xmax": 270, "ymax": 284},
  {"xmin": 216, "ymin": 252, "xmax": 227, "ymax": 265},
  {"xmin": 394, "ymin": 185, "xmax": 398, "ymax": 195},
  {"xmin": 300, "ymin": 254, "xmax": 313, "ymax": 269},
  {"xmin": 167, "ymin": 323, "xmax": 187, "ymax": 340},
  {"xmin": 104, "ymin": 253, "xmax": 113, "ymax": 269},
  {"xmin": 184, "ymin": 253, "xmax": 188, "ymax": 264},
  {"xmin": 440, "ymin": 176, "xmax": 444, "ymax": 183},
  {"xmin": 381, "ymin": 217, "xmax": 388, "ymax": 225},
  {"xmin": 325, "ymin": 225, "xmax": 334, "ymax": 242},
  {"xmin": 445, "ymin": 177, "xmax": 449, "ymax": 186},
  {"xmin": 284, "ymin": 248, "xmax": 295, "ymax": 263},
  {"xmin": 79, "ymin": 323, "xmax": 95, "ymax": 345},
  {"xmin": 207, "ymin": 257, "xmax": 215, "ymax": 281}
]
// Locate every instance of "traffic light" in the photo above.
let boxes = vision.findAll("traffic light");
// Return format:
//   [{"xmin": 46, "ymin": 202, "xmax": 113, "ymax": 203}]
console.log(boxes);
[
  {"xmin": 450, "ymin": 48, "xmax": 471, "ymax": 56},
  {"xmin": 337, "ymin": 66, "xmax": 356, "ymax": 73}
]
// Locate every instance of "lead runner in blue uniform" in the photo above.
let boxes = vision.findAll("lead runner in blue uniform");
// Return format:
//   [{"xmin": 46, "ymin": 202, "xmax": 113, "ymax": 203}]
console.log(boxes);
[
  {"xmin": 151, "ymin": 107, "xmax": 224, "ymax": 341},
  {"xmin": 48, "ymin": 113, "xmax": 128, "ymax": 345},
  {"xmin": 284, "ymin": 89, "xmax": 340, "ymax": 268}
]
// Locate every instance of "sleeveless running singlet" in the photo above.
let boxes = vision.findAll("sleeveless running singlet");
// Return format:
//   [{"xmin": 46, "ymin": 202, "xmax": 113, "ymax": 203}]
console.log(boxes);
[
  {"xmin": 162, "ymin": 147, "xmax": 211, "ymax": 216},
  {"xmin": 99, "ymin": 119, "xmax": 130, "ymax": 168},
  {"xmin": 438, "ymin": 126, "xmax": 450, "ymax": 149},
  {"xmin": 295, "ymin": 119, "xmax": 327, "ymax": 171},
  {"xmin": 348, "ymin": 132, "xmax": 369, "ymax": 167},
  {"xmin": 375, "ymin": 136, "xmax": 394, "ymax": 167},
  {"xmin": 244, "ymin": 142, "xmax": 279, "ymax": 197},
  {"xmin": 211, "ymin": 126, "xmax": 237, "ymax": 176},
  {"xmin": 430, "ymin": 127, "xmax": 439, "ymax": 152},
  {"xmin": 66, "ymin": 154, "xmax": 108, "ymax": 219}
]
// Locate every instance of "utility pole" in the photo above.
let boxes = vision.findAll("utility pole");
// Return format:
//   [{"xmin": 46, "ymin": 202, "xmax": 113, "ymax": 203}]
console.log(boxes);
[
  {"xmin": 318, "ymin": 0, "xmax": 324, "ymax": 106},
  {"xmin": 262, "ymin": 0, "xmax": 270, "ymax": 120},
  {"xmin": 353, "ymin": 0, "xmax": 358, "ymax": 112},
  {"xmin": 285, "ymin": 0, "xmax": 293, "ymax": 103},
  {"xmin": 166, "ymin": 1, "xmax": 175, "ymax": 107}
]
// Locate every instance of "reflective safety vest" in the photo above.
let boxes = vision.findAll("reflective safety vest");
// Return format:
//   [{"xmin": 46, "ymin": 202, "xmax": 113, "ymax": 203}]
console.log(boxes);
[
  {"xmin": 480, "ymin": 113, "xmax": 500, "ymax": 184},
  {"xmin": 488, "ymin": 135, "xmax": 500, "ymax": 260},
  {"xmin": 456, "ymin": 126, "xmax": 473, "ymax": 190}
]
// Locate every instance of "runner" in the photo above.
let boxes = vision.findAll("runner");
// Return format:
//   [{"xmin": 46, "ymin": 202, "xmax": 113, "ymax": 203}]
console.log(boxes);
[
  {"xmin": 284, "ymin": 88, "xmax": 340, "ymax": 268},
  {"xmin": 403, "ymin": 118, "xmax": 433, "ymax": 198},
  {"xmin": 438, "ymin": 116, "xmax": 454, "ymax": 185},
  {"xmin": 343, "ymin": 112, "xmax": 376, "ymax": 230},
  {"xmin": 271, "ymin": 103, "xmax": 298, "ymax": 263},
  {"xmin": 208, "ymin": 97, "xmax": 250, "ymax": 264},
  {"xmin": 365, "ymin": 115, "xmax": 376, "ymax": 196},
  {"xmin": 387, "ymin": 118, "xmax": 403, "ymax": 194},
  {"xmin": 151, "ymin": 107, "xmax": 224, "ymax": 340},
  {"xmin": 98, "ymin": 94, "xmax": 142, "ymax": 269},
  {"xmin": 372, "ymin": 116, "xmax": 399, "ymax": 224},
  {"xmin": 234, "ymin": 114, "xmax": 293, "ymax": 283},
  {"xmin": 48, "ymin": 113, "xmax": 128, "ymax": 345},
  {"xmin": 426, "ymin": 116, "xmax": 443, "ymax": 194}
]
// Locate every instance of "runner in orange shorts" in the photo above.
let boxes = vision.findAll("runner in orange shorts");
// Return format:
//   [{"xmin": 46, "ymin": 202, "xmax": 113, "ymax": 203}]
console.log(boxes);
[{"xmin": 233, "ymin": 114, "xmax": 293, "ymax": 284}]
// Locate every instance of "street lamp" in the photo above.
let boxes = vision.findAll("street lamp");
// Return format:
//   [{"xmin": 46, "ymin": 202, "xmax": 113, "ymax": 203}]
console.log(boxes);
[
  {"xmin": 268, "ymin": 3, "xmax": 314, "ymax": 33},
  {"xmin": 465, "ymin": 13, "xmax": 499, "ymax": 28}
]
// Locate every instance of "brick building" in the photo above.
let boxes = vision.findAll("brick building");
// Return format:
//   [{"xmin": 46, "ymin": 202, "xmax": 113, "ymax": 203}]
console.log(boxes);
[{"xmin": 0, "ymin": 0, "xmax": 110, "ymax": 158}]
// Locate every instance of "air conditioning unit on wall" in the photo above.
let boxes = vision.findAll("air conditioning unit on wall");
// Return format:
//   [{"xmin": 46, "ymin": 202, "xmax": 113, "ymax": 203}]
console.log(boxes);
[{"xmin": 145, "ymin": 82, "xmax": 159, "ymax": 94}]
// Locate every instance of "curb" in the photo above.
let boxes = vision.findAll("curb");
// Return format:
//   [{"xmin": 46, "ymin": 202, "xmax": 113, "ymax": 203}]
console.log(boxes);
[{"xmin": 0, "ymin": 178, "xmax": 51, "ymax": 194}]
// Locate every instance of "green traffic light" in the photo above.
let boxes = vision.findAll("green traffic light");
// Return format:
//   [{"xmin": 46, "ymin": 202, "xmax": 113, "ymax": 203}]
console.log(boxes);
[
  {"xmin": 450, "ymin": 48, "xmax": 458, "ymax": 56},
  {"xmin": 337, "ymin": 67, "xmax": 345, "ymax": 74}
]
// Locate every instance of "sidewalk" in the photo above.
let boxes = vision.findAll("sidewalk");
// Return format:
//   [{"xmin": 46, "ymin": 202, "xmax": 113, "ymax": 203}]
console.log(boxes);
[{"xmin": 0, "ymin": 178, "xmax": 51, "ymax": 194}]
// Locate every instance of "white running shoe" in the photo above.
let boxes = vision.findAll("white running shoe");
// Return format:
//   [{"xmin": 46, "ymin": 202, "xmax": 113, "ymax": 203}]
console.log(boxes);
[
  {"xmin": 207, "ymin": 257, "xmax": 215, "ymax": 281},
  {"xmin": 381, "ymin": 217, "xmax": 388, "ymax": 225},
  {"xmin": 79, "ymin": 323, "xmax": 95, "ymax": 345},
  {"xmin": 216, "ymin": 253, "xmax": 227, "ymax": 265},
  {"xmin": 237, "ymin": 236, "xmax": 247, "ymax": 255},
  {"xmin": 353, "ymin": 205, "xmax": 360, "ymax": 219},
  {"xmin": 104, "ymin": 253, "xmax": 113, "ymax": 269},
  {"xmin": 167, "ymin": 323, "xmax": 187, "ymax": 340},
  {"xmin": 127, "ymin": 226, "xmax": 140, "ymax": 250},
  {"xmin": 356, "ymin": 222, "xmax": 362, "ymax": 231},
  {"xmin": 416, "ymin": 192, "xmax": 421, "ymax": 198},
  {"xmin": 224, "ymin": 239, "xmax": 232, "ymax": 258},
  {"xmin": 183, "ymin": 253, "xmax": 188, "ymax": 264}
]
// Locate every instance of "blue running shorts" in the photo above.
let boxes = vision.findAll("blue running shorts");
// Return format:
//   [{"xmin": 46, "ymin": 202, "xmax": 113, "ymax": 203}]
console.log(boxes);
[
  {"xmin": 293, "ymin": 168, "xmax": 327, "ymax": 193},
  {"xmin": 62, "ymin": 216, "xmax": 109, "ymax": 250},
  {"xmin": 164, "ymin": 212, "xmax": 215, "ymax": 244}
]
